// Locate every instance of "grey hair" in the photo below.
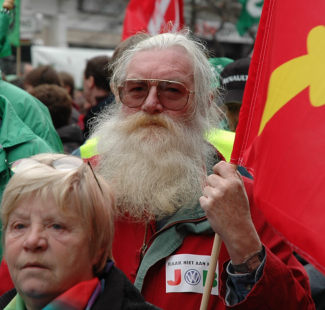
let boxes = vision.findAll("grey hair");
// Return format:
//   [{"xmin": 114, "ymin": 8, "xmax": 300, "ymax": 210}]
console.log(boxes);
[{"xmin": 110, "ymin": 30, "xmax": 224, "ymax": 134}]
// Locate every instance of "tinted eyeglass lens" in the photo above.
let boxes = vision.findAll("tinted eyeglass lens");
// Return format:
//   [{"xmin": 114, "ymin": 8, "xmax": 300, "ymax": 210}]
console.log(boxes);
[
  {"xmin": 119, "ymin": 80, "xmax": 189, "ymax": 110},
  {"xmin": 120, "ymin": 80, "xmax": 149, "ymax": 107},
  {"xmin": 158, "ymin": 81, "xmax": 188, "ymax": 110}
]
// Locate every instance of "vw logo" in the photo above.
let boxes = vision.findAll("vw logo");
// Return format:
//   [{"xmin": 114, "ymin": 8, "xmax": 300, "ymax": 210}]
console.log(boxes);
[{"xmin": 184, "ymin": 269, "xmax": 201, "ymax": 285}]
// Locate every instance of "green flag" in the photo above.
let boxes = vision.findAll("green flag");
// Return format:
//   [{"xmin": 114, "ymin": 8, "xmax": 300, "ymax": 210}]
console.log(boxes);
[
  {"xmin": 236, "ymin": 0, "xmax": 263, "ymax": 36},
  {"xmin": 0, "ymin": 9, "xmax": 11, "ymax": 57},
  {"xmin": 209, "ymin": 57, "xmax": 234, "ymax": 88},
  {"xmin": 0, "ymin": 0, "xmax": 20, "ymax": 47}
]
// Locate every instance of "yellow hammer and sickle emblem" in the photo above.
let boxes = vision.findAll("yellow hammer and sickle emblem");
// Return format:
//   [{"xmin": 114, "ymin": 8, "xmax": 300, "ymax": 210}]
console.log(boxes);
[{"xmin": 259, "ymin": 25, "xmax": 325, "ymax": 135}]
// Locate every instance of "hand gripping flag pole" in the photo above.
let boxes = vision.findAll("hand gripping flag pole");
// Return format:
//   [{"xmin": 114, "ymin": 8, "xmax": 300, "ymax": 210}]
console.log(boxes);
[{"xmin": 199, "ymin": 163, "xmax": 237, "ymax": 310}]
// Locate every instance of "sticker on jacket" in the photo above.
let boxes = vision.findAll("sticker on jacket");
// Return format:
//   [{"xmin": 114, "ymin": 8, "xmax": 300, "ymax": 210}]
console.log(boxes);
[{"xmin": 166, "ymin": 254, "xmax": 219, "ymax": 295}]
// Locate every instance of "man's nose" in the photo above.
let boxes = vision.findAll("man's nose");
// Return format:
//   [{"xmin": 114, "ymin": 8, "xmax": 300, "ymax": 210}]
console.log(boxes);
[
  {"xmin": 141, "ymin": 85, "xmax": 164, "ymax": 114},
  {"xmin": 23, "ymin": 225, "xmax": 48, "ymax": 252}
]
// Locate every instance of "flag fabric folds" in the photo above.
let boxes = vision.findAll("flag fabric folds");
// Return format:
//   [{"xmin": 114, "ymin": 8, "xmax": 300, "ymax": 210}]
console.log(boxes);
[
  {"xmin": 231, "ymin": 0, "xmax": 325, "ymax": 274},
  {"xmin": 122, "ymin": 0, "xmax": 184, "ymax": 40}
]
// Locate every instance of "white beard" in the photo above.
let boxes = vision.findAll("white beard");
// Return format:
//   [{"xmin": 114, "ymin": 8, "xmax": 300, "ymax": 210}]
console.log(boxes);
[{"xmin": 91, "ymin": 106, "xmax": 215, "ymax": 221}]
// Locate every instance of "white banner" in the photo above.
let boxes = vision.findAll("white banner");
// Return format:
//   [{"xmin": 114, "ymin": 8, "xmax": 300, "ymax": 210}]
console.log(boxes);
[
  {"xmin": 166, "ymin": 254, "xmax": 219, "ymax": 295},
  {"xmin": 195, "ymin": 20, "xmax": 255, "ymax": 44},
  {"xmin": 31, "ymin": 46, "xmax": 114, "ymax": 89}
]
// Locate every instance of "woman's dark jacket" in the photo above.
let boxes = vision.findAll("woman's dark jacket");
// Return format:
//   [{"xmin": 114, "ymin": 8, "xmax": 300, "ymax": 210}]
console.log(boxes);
[{"xmin": 0, "ymin": 266, "xmax": 161, "ymax": 310}]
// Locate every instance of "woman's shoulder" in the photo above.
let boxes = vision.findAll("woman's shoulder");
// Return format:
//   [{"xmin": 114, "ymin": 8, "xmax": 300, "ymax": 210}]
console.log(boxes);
[
  {"xmin": 0, "ymin": 288, "xmax": 17, "ymax": 310},
  {"xmin": 93, "ymin": 266, "xmax": 161, "ymax": 310}
]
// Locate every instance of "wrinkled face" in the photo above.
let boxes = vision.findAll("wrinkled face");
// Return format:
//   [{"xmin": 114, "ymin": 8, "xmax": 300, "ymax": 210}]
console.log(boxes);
[
  {"xmin": 120, "ymin": 47, "xmax": 195, "ymax": 119},
  {"xmin": 5, "ymin": 195, "xmax": 96, "ymax": 306},
  {"xmin": 225, "ymin": 102, "xmax": 242, "ymax": 132}
]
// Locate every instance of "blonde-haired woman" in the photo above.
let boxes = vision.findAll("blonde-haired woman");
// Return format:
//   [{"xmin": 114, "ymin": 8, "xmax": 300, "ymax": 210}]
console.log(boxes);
[{"xmin": 0, "ymin": 154, "xmax": 160, "ymax": 310}]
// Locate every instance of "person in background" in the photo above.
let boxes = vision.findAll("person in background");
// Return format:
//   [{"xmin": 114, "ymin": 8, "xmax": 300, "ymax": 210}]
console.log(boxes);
[
  {"xmin": 82, "ymin": 56, "xmax": 114, "ymax": 140},
  {"xmin": 9, "ymin": 77, "xmax": 24, "ymax": 89},
  {"xmin": 58, "ymin": 71, "xmax": 75, "ymax": 100},
  {"xmin": 30, "ymin": 84, "xmax": 84, "ymax": 154},
  {"xmin": 2, "ymin": 62, "xmax": 34, "ymax": 90},
  {"xmin": 111, "ymin": 33, "xmax": 148, "ymax": 64},
  {"xmin": 206, "ymin": 57, "xmax": 234, "ymax": 162},
  {"xmin": 23, "ymin": 65, "xmax": 62, "ymax": 93},
  {"xmin": 1, "ymin": 71, "xmax": 6, "ymax": 81},
  {"xmin": 58, "ymin": 71, "xmax": 81, "ymax": 125},
  {"xmin": 22, "ymin": 62, "xmax": 34, "ymax": 77},
  {"xmin": 206, "ymin": 58, "xmax": 252, "ymax": 179},
  {"xmin": 0, "ymin": 153, "xmax": 160, "ymax": 310},
  {"xmin": 219, "ymin": 57, "xmax": 250, "ymax": 132}
]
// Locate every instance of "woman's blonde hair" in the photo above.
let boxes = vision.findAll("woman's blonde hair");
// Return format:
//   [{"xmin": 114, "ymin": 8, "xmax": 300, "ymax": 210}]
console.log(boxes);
[{"xmin": 1, "ymin": 153, "xmax": 116, "ymax": 276}]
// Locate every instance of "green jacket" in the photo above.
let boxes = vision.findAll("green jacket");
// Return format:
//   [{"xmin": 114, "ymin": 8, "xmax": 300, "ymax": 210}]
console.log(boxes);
[
  {"xmin": 0, "ymin": 73, "xmax": 63, "ymax": 152},
  {"xmin": 0, "ymin": 95, "xmax": 59, "ymax": 258}
]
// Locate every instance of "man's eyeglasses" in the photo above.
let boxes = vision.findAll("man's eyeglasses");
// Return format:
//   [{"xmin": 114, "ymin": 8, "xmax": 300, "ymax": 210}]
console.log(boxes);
[
  {"xmin": 8, "ymin": 156, "xmax": 103, "ymax": 194},
  {"xmin": 118, "ymin": 79, "xmax": 195, "ymax": 111}
]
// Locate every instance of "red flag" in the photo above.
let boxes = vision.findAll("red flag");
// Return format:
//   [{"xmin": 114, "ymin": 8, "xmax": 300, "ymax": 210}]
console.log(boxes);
[
  {"xmin": 122, "ymin": 0, "xmax": 184, "ymax": 40},
  {"xmin": 231, "ymin": 0, "xmax": 325, "ymax": 273}
]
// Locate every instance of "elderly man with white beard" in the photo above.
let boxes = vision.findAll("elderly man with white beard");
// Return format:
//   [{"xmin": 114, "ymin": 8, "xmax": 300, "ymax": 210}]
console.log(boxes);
[{"xmin": 88, "ymin": 32, "xmax": 314, "ymax": 310}]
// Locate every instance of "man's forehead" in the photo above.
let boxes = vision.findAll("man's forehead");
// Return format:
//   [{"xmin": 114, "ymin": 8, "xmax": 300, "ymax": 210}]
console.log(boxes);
[{"xmin": 125, "ymin": 48, "xmax": 194, "ymax": 83}]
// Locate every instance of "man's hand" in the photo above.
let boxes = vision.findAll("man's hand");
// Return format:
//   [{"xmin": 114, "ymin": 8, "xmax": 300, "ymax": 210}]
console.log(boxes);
[{"xmin": 199, "ymin": 161, "xmax": 261, "ymax": 265}]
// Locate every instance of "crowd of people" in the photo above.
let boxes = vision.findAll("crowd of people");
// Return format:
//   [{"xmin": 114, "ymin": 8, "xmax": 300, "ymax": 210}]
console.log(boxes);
[{"xmin": 0, "ymin": 30, "xmax": 321, "ymax": 309}]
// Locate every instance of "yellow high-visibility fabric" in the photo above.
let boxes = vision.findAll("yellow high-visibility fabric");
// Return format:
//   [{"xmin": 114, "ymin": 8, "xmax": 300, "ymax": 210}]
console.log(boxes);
[{"xmin": 206, "ymin": 129, "xmax": 235, "ymax": 162}]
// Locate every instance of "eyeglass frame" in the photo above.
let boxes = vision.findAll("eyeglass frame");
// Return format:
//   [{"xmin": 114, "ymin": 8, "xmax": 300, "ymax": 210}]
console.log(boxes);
[
  {"xmin": 117, "ymin": 78, "xmax": 195, "ymax": 111},
  {"xmin": 6, "ymin": 157, "xmax": 103, "ymax": 194}
]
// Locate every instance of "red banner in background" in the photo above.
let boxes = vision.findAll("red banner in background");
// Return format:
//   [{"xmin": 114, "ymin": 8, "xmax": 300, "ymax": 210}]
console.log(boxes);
[
  {"xmin": 122, "ymin": 0, "xmax": 184, "ymax": 40},
  {"xmin": 231, "ymin": 0, "xmax": 325, "ymax": 274}
]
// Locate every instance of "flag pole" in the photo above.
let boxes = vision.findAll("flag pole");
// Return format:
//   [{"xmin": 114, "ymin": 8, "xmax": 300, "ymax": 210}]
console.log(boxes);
[
  {"xmin": 199, "ymin": 233, "xmax": 222, "ymax": 310},
  {"xmin": 16, "ymin": 45, "xmax": 20, "ymax": 75}
]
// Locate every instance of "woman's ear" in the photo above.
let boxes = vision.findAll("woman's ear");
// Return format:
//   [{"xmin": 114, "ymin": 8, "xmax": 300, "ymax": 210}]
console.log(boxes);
[{"xmin": 92, "ymin": 247, "xmax": 104, "ymax": 267}]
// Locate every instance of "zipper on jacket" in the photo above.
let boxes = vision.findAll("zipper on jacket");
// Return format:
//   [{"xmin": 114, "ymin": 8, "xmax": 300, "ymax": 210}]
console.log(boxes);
[
  {"xmin": 140, "ymin": 221, "xmax": 149, "ymax": 259},
  {"xmin": 140, "ymin": 216, "xmax": 206, "ymax": 259}
]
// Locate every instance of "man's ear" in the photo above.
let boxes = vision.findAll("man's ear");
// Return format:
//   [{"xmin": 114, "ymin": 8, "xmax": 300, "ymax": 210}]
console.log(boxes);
[
  {"xmin": 111, "ymin": 83, "xmax": 120, "ymax": 101},
  {"xmin": 65, "ymin": 85, "xmax": 71, "ymax": 95},
  {"xmin": 208, "ymin": 91, "xmax": 214, "ymax": 107},
  {"xmin": 85, "ymin": 76, "xmax": 95, "ymax": 89}
]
